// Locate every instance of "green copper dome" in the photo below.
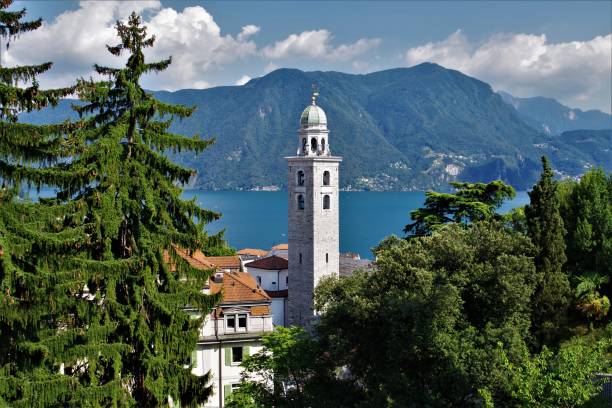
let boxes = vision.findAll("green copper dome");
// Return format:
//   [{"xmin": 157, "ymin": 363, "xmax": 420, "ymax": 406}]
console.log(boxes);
[{"xmin": 300, "ymin": 103, "xmax": 327, "ymax": 127}]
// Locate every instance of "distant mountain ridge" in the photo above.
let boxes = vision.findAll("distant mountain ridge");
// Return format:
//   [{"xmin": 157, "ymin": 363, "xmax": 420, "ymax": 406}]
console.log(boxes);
[
  {"xmin": 498, "ymin": 91, "xmax": 611, "ymax": 136},
  {"xmin": 20, "ymin": 64, "xmax": 611, "ymax": 191}
]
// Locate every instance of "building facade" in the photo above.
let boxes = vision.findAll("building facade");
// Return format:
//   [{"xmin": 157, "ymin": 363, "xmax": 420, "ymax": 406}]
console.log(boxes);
[
  {"xmin": 244, "ymin": 255, "xmax": 289, "ymax": 326},
  {"xmin": 286, "ymin": 93, "xmax": 342, "ymax": 328}
]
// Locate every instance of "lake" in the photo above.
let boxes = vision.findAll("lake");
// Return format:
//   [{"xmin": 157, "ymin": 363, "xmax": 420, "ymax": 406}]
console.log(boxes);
[{"xmin": 183, "ymin": 190, "xmax": 530, "ymax": 259}]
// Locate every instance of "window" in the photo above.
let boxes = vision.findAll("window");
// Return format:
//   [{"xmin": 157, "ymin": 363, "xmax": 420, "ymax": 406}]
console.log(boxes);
[
  {"xmin": 226, "ymin": 315, "xmax": 235, "ymax": 330},
  {"xmin": 297, "ymin": 170, "xmax": 304, "ymax": 186},
  {"xmin": 310, "ymin": 137, "xmax": 317, "ymax": 152},
  {"xmin": 286, "ymin": 276, "xmax": 288, "ymax": 285},
  {"xmin": 323, "ymin": 170, "xmax": 330, "ymax": 186},
  {"xmin": 321, "ymin": 138, "xmax": 326, "ymax": 153},
  {"xmin": 238, "ymin": 314, "xmax": 247, "ymax": 329},
  {"xmin": 323, "ymin": 195, "xmax": 330, "ymax": 209},
  {"xmin": 256, "ymin": 276, "xmax": 262, "ymax": 285},
  {"xmin": 226, "ymin": 313, "xmax": 247, "ymax": 332},
  {"xmin": 326, "ymin": 253, "xmax": 329, "ymax": 263},
  {"xmin": 301, "ymin": 138, "xmax": 307, "ymax": 154},
  {"xmin": 297, "ymin": 194, "xmax": 304, "ymax": 210},
  {"xmin": 299, "ymin": 253, "xmax": 302, "ymax": 263},
  {"xmin": 232, "ymin": 347, "xmax": 243, "ymax": 364},
  {"xmin": 225, "ymin": 346, "xmax": 250, "ymax": 367}
]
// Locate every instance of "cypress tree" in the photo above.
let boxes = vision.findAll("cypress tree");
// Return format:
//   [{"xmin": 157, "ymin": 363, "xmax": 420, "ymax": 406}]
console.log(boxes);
[
  {"xmin": 1, "ymin": 10, "xmax": 223, "ymax": 406},
  {"xmin": 525, "ymin": 156, "xmax": 570, "ymax": 346}
]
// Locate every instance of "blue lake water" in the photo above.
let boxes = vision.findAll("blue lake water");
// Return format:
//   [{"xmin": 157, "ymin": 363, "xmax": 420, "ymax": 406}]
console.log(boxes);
[{"xmin": 183, "ymin": 190, "xmax": 530, "ymax": 259}]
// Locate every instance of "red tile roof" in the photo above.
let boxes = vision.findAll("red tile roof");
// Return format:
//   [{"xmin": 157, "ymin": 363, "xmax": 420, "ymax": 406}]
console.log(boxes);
[
  {"xmin": 245, "ymin": 255, "xmax": 288, "ymax": 270},
  {"xmin": 271, "ymin": 243, "xmax": 288, "ymax": 250},
  {"xmin": 195, "ymin": 252, "xmax": 241, "ymax": 270},
  {"xmin": 237, "ymin": 248, "xmax": 269, "ymax": 257},
  {"xmin": 210, "ymin": 271, "xmax": 270, "ymax": 304}
]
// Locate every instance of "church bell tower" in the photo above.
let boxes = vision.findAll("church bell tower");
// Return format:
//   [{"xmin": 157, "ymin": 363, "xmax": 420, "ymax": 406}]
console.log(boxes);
[{"xmin": 286, "ymin": 91, "xmax": 342, "ymax": 328}]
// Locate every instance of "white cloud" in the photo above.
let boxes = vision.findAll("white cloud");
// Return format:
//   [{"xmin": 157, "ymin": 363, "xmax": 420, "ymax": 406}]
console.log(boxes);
[
  {"xmin": 235, "ymin": 75, "xmax": 251, "ymax": 86},
  {"xmin": 405, "ymin": 30, "xmax": 612, "ymax": 112},
  {"xmin": 262, "ymin": 29, "xmax": 380, "ymax": 61},
  {"xmin": 237, "ymin": 25, "xmax": 260, "ymax": 41},
  {"xmin": 5, "ymin": 1, "xmax": 257, "ymax": 90}
]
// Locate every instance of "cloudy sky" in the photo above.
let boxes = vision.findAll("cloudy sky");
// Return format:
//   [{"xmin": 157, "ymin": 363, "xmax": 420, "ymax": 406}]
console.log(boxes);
[{"xmin": 7, "ymin": 1, "xmax": 612, "ymax": 112}]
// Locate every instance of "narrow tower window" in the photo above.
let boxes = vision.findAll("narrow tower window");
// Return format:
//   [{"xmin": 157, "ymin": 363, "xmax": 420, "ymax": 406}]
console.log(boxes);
[
  {"xmin": 310, "ymin": 138, "xmax": 317, "ymax": 152},
  {"xmin": 323, "ymin": 195, "xmax": 330, "ymax": 209},
  {"xmin": 321, "ymin": 138, "xmax": 326, "ymax": 153},
  {"xmin": 323, "ymin": 170, "xmax": 330, "ymax": 186},
  {"xmin": 326, "ymin": 253, "xmax": 329, "ymax": 263},
  {"xmin": 301, "ymin": 138, "xmax": 307, "ymax": 154},
  {"xmin": 297, "ymin": 194, "xmax": 305, "ymax": 210},
  {"xmin": 299, "ymin": 253, "xmax": 302, "ymax": 263},
  {"xmin": 297, "ymin": 170, "xmax": 305, "ymax": 186}
]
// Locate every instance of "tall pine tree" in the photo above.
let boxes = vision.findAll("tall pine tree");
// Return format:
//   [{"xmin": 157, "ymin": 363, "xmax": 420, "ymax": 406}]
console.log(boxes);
[
  {"xmin": 525, "ymin": 156, "xmax": 570, "ymax": 346},
  {"xmin": 0, "ymin": 1, "xmax": 80, "ymax": 405},
  {"xmin": 1, "ymin": 10, "xmax": 224, "ymax": 406}
]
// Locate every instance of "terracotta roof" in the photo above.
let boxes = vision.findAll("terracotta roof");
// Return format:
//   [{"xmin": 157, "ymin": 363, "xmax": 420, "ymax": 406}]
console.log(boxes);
[
  {"xmin": 210, "ymin": 271, "xmax": 271, "ymax": 304},
  {"xmin": 265, "ymin": 289, "xmax": 288, "ymax": 298},
  {"xmin": 251, "ymin": 305, "xmax": 271, "ymax": 316},
  {"xmin": 245, "ymin": 255, "xmax": 288, "ymax": 270},
  {"xmin": 271, "ymin": 243, "xmax": 288, "ymax": 250},
  {"xmin": 196, "ymin": 253, "xmax": 241, "ymax": 270},
  {"xmin": 166, "ymin": 246, "xmax": 217, "ymax": 271},
  {"xmin": 237, "ymin": 248, "xmax": 269, "ymax": 257}
]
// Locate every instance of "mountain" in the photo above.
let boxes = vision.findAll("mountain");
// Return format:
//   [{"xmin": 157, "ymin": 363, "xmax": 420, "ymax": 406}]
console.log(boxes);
[
  {"xmin": 19, "ymin": 64, "xmax": 608, "ymax": 191},
  {"xmin": 498, "ymin": 91, "xmax": 611, "ymax": 136},
  {"xmin": 534, "ymin": 129, "xmax": 612, "ymax": 176}
]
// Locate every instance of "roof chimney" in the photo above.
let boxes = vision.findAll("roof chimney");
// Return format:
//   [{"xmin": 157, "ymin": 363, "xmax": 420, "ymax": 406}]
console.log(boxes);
[{"xmin": 213, "ymin": 272, "xmax": 224, "ymax": 283}]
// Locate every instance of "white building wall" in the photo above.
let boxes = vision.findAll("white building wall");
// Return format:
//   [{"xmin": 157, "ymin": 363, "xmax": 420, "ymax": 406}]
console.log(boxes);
[
  {"xmin": 271, "ymin": 298, "xmax": 286, "ymax": 326},
  {"xmin": 194, "ymin": 341, "xmax": 264, "ymax": 408},
  {"xmin": 244, "ymin": 266, "xmax": 288, "ymax": 292}
]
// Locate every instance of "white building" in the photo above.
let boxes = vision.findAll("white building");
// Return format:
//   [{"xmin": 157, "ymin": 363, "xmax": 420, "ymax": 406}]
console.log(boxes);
[
  {"xmin": 244, "ymin": 255, "xmax": 289, "ymax": 326},
  {"xmin": 286, "ymin": 92, "xmax": 342, "ymax": 328},
  {"xmin": 175, "ymin": 249, "xmax": 273, "ymax": 408}
]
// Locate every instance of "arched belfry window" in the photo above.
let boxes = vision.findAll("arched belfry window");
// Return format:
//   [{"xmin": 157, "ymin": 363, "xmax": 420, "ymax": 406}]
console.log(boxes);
[
  {"xmin": 321, "ymin": 138, "xmax": 326, "ymax": 153},
  {"xmin": 297, "ymin": 170, "xmax": 305, "ymax": 186},
  {"xmin": 310, "ymin": 138, "xmax": 317, "ymax": 152},
  {"xmin": 323, "ymin": 170, "xmax": 330, "ymax": 186},
  {"xmin": 301, "ymin": 138, "xmax": 307, "ymax": 154},
  {"xmin": 323, "ymin": 195, "xmax": 330, "ymax": 210},
  {"xmin": 297, "ymin": 194, "xmax": 305, "ymax": 210}
]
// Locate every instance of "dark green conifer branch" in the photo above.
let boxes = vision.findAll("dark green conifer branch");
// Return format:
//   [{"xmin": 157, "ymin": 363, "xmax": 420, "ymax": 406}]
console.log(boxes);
[{"xmin": 1, "ymin": 7, "xmax": 223, "ymax": 406}]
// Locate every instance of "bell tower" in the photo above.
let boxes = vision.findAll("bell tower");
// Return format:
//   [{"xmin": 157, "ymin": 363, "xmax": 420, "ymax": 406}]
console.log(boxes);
[{"xmin": 286, "ymin": 91, "xmax": 342, "ymax": 329}]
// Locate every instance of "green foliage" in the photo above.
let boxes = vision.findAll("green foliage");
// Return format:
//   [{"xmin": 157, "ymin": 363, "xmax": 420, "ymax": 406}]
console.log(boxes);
[
  {"xmin": 316, "ymin": 221, "xmax": 538, "ymax": 406},
  {"xmin": 525, "ymin": 156, "xmax": 571, "ymax": 346},
  {"xmin": 405, "ymin": 180, "xmax": 515, "ymax": 236},
  {"xmin": 559, "ymin": 168, "xmax": 612, "ymax": 280},
  {"xmin": 503, "ymin": 334, "xmax": 611, "ymax": 407},
  {"xmin": 0, "ymin": 11, "xmax": 222, "ymax": 406},
  {"xmin": 227, "ymin": 326, "xmax": 362, "ymax": 408},
  {"xmin": 575, "ymin": 273, "xmax": 610, "ymax": 323}
]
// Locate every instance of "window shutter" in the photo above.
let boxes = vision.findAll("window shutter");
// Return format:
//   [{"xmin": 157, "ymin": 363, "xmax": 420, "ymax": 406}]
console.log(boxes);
[
  {"xmin": 191, "ymin": 350, "xmax": 198, "ymax": 368},
  {"xmin": 223, "ymin": 384, "xmax": 232, "ymax": 397},
  {"xmin": 225, "ymin": 347, "xmax": 232, "ymax": 366},
  {"xmin": 243, "ymin": 346, "xmax": 250, "ymax": 358}
]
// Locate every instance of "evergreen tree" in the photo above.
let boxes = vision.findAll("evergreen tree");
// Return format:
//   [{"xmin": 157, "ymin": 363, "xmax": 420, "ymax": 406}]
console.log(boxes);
[
  {"xmin": 1, "ymin": 11, "xmax": 223, "ymax": 406},
  {"xmin": 525, "ymin": 156, "xmax": 570, "ymax": 346},
  {"xmin": 0, "ymin": 1, "xmax": 79, "ymax": 405},
  {"xmin": 405, "ymin": 180, "xmax": 515, "ymax": 236}
]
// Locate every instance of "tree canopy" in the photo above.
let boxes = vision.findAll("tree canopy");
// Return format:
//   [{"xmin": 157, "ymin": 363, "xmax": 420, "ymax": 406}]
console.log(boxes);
[
  {"xmin": 0, "ymin": 11, "xmax": 223, "ymax": 406},
  {"xmin": 405, "ymin": 180, "xmax": 515, "ymax": 236}
]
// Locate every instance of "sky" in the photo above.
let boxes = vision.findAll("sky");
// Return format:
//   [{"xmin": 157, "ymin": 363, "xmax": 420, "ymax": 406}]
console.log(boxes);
[{"xmin": 7, "ymin": 1, "xmax": 612, "ymax": 112}]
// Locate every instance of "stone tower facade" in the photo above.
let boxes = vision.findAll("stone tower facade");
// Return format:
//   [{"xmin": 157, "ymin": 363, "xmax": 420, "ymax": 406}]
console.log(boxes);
[{"xmin": 286, "ymin": 93, "xmax": 342, "ymax": 328}]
